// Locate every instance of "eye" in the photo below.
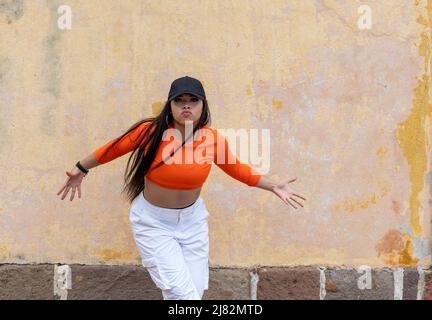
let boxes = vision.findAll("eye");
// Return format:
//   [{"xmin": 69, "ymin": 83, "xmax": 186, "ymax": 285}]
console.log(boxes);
[
  {"xmin": 192, "ymin": 98, "xmax": 198, "ymax": 102},
  {"xmin": 174, "ymin": 98, "xmax": 182, "ymax": 103}
]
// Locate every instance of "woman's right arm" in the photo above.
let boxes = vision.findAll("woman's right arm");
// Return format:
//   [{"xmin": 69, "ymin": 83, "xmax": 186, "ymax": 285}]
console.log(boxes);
[
  {"xmin": 57, "ymin": 152, "xmax": 100, "ymax": 201},
  {"xmin": 79, "ymin": 152, "xmax": 101, "ymax": 170},
  {"xmin": 92, "ymin": 121, "xmax": 152, "ymax": 164},
  {"xmin": 57, "ymin": 121, "xmax": 152, "ymax": 201}
]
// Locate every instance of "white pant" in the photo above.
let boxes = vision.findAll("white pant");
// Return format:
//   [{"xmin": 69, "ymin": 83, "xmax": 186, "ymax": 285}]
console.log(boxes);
[{"xmin": 129, "ymin": 191, "xmax": 210, "ymax": 300}]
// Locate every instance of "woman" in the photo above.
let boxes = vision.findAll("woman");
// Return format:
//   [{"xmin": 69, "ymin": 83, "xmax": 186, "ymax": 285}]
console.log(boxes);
[{"xmin": 56, "ymin": 76, "xmax": 306, "ymax": 300}]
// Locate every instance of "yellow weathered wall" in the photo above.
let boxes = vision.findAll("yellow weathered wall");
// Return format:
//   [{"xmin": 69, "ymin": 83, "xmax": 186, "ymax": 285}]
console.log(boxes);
[{"xmin": 0, "ymin": 0, "xmax": 430, "ymax": 268}]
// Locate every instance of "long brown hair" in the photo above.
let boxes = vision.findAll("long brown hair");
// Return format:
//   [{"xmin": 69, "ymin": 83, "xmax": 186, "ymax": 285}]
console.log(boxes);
[{"xmin": 97, "ymin": 98, "xmax": 211, "ymax": 204}]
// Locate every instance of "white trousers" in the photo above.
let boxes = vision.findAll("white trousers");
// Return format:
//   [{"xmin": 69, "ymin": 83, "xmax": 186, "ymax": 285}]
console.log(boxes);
[{"xmin": 129, "ymin": 191, "xmax": 210, "ymax": 300}]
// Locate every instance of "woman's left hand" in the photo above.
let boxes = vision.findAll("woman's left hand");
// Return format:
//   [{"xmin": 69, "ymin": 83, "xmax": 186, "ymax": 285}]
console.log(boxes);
[{"xmin": 271, "ymin": 177, "xmax": 306, "ymax": 209}]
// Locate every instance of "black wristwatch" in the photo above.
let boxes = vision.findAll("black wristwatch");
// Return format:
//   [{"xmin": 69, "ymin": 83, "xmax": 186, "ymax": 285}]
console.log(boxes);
[{"xmin": 75, "ymin": 161, "xmax": 89, "ymax": 175}]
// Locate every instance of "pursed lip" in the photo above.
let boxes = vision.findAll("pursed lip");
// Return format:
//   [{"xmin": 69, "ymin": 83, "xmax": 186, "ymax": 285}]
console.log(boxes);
[{"xmin": 181, "ymin": 111, "xmax": 192, "ymax": 115}]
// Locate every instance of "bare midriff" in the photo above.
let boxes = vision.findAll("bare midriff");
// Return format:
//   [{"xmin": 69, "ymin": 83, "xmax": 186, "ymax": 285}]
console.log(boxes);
[{"xmin": 143, "ymin": 176, "xmax": 201, "ymax": 209}]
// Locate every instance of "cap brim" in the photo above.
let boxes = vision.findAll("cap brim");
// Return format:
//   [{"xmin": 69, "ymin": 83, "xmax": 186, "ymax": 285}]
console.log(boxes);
[{"xmin": 169, "ymin": 91, "xmax": 205, "ymax": 101}]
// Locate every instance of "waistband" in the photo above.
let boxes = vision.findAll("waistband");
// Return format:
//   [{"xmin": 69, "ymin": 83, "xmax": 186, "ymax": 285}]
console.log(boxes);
[{"xmin": 137, "ymin": 191, "xmax": 203, "ymax": 219}]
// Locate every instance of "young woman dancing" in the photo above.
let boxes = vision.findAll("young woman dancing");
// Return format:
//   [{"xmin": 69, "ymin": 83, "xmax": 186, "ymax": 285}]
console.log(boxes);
[{"xmin": 57, "ymin": 76, "xmax": 306, "ymax": 300}]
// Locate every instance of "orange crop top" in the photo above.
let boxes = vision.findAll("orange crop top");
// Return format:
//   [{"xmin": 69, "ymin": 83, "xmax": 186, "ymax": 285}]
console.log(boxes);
[{"xmin": 92, "ymin": 121, "xmax": 262, "ymax": 189}]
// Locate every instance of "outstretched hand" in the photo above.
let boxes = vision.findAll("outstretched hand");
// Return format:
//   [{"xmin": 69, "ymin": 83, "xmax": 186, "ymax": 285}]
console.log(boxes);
[
  {"xmin": 272, "ymin": 177, "xmax": 306, "ymax": 210},
  {"xmin": 57, "ymin": 167, "xmax": 86, "ymax": 201}
]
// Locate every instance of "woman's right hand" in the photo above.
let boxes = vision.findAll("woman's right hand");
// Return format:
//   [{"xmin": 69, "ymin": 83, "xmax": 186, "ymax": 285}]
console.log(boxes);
[{"xmin": 57, "ymin": 166, "xmax": 86, "ymax": 201}]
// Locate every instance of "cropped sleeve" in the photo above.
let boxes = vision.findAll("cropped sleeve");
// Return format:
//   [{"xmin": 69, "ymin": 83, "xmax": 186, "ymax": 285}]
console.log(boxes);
[
  {"xmin": 92, "ymin": 121, "xmax": 153, "ymax": 164},
  {"xmin": 213, "ymin": 129, "xmax": 262, "ymax": 187}
]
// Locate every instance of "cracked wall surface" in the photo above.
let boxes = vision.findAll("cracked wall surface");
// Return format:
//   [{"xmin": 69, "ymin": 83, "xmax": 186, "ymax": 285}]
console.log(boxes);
[{"xmin": 0, "ymin": 0, "xmax": 430, "ymax": 269}]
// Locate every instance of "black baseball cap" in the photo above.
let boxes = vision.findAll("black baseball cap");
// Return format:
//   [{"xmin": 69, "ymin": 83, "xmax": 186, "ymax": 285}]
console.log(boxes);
[{"xmin": 167, "ymin": 76, "xmax": 206, "ymax": 101}]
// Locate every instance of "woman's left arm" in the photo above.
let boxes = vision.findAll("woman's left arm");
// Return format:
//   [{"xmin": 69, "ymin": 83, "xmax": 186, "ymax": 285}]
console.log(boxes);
[
  {"xmin": 211, "ymin": 128, "xmax": 307, "ymax": 209},
  {"xmin": 255, "ymin": 174, "xmax": 307, "ymax": 210}
]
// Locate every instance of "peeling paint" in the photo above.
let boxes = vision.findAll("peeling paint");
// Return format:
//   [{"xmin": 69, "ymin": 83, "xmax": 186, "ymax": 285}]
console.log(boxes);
[
  {"xmin": 97, "ymin": 249, "xmax": 135, "ymax": 263},
  {"xmin": 375, "ymin": 229, "xmax": 419, "ymax": 266},
  {"xmin": 331, "ymin": 183, "xmax": 390, "ymax": 213},
  {"xmin": 246, "ymin": 86, "xmax": 253, "ymax": 96},
  {"xmin": 396, "ymin": 0, "xmax": 432, "ymax": 236},
  {"xmin": 413, "ymin": 236, "xmax": 432, "ymax": 260},
  {"xmin": 0, "ymin": 0, "xmax": 24, "ymax": 24},
  {"xmin": 0, "ymin": 244, "xmax": 8, "ymax": 259},
  {"xmin": 272, "ymin": 97, "xmax": 283, "ymax": 109},
  {"xmin": 391, "ymin": 199, "xmax": 402, "ymax": 215},
  {"xmin": 376, "ymin": 146, "xmax": 389, "ymax": 159},
  {"xmin": 0, "ymin": 57, "xmax": 11, "ymax": 84}
]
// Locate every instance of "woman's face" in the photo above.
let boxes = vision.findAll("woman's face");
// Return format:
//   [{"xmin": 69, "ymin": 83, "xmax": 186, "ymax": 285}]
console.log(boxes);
[{"xmin": 170, "ymin": 93, "xmax": 203, "ymax": 127}]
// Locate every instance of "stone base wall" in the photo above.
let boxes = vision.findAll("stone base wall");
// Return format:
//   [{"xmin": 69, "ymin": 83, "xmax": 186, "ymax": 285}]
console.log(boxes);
[{"xmin": 0, "ymin": 264, "xmax": 431, "ymax": 300}]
